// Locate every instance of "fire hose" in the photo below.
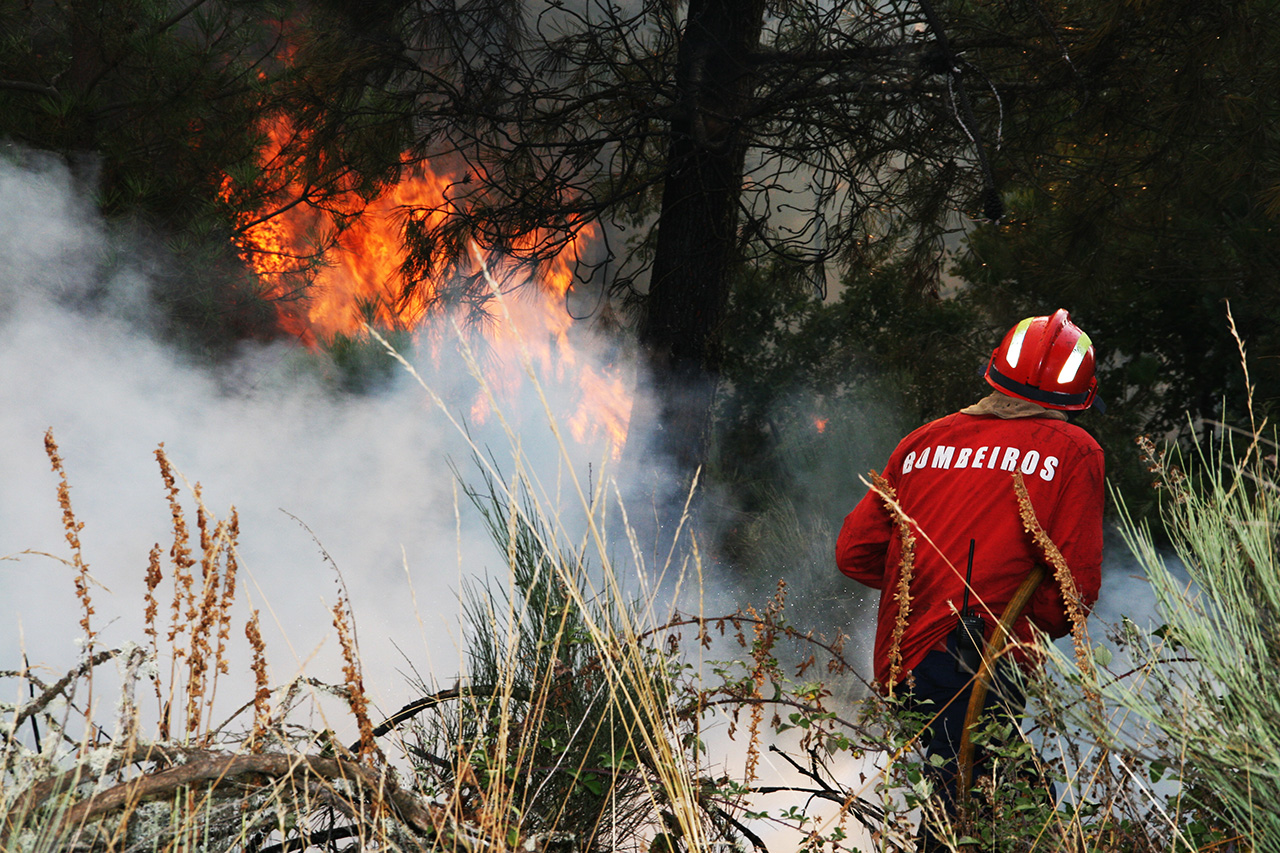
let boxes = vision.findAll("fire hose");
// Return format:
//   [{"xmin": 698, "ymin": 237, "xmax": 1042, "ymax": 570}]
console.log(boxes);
[{"xmin": 955, "ymin": 563, "xmax": 1047, "ymax": 814}]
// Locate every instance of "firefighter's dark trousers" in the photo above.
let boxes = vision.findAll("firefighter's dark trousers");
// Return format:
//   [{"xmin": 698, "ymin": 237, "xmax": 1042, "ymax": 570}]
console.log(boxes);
[{"xmin": 905, "ymin": 641, "xmax": 1030, "ymax": 850}]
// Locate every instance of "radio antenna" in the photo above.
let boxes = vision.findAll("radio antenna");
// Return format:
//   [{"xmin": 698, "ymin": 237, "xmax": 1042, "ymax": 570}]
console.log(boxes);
[{"xmin": 962, "ymin": 538, "xmax": 976, "ymax": 612}]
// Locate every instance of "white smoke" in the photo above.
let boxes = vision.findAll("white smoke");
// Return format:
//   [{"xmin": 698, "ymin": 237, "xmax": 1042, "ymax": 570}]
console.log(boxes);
[{"xmin": 0, "ymin": 149, "xmax": 644, "ymax": 737}]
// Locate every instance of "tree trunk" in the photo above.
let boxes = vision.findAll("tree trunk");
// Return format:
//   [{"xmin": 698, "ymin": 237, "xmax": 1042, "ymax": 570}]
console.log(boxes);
[{"xmin": 636, "ymin": 0, "xmax": 766, "ymax": 476}]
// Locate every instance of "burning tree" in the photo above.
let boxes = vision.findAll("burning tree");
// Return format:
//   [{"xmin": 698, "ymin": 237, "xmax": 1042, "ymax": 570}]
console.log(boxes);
[
  {"xmin": 183, "ymin": 0, "xmax": 1016, "ymax": 473},
  {"xmin": 392, "ymin": 0, "xmax": 1014, "ymax": 471}
]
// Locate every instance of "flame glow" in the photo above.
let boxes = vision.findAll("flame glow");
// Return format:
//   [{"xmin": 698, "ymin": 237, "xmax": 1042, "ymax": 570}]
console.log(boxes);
[{"xmin": 222, "ymin": 116, "xmax": 631, "ymax": 457}]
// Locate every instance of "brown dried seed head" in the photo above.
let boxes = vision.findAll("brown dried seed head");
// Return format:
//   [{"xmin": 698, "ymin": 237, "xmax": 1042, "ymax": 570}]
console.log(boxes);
[
  {"xmin": 332, "ymin": 600, "xmax": 377, "ymax": 760},
  {"xmin": 144, "ymin": 544, "xmax": 163, "ymax": 635},
  {"xmin": 871, "ymin": 471, "xmax": 916, "ymax": 694},
  {"xmin": 45, "ymin": 430, "xmax": 94, "ymax": 639},
  {"xmin": 246, "ymin": 610, "xmax": 271, "ymax": 750},
  {"xmin": 1012, "ymin": 471, "xmax": 1100, "ymax": 713}
]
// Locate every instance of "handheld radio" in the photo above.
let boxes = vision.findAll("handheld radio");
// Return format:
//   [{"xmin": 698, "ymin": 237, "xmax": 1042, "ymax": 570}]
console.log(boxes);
[{"xmin": 955, "ymin": 538, "xmax": 987, "ymax": 675}]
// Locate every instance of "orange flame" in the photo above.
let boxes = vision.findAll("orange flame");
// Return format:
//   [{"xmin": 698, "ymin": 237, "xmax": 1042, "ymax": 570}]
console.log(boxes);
[{"xmin": 223, "ymin": 115, "xmax": 631, "ymax": 457}]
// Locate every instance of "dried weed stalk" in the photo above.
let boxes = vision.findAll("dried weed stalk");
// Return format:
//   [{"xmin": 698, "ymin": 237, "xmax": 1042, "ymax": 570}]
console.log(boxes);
[
  {"xmin": 1226, "ymin": 300, "xmax": 1259, "ymax": 439},
  {"xmin": 145, "ymin": 444, "xmax": 248, "ymax": 742},
  {"xmin": 143, "ymin": 545, "xmax": 163, "ymax": 650},
  {"xmin": 245, "ymin": 609, "xmax": 271, "ymax": 751},
  {"xmin": 1012, "ymin": 471, "xmax": 1101, "ymax": 713},
  {"xmin": 43, "ymin": 429, "xmax": 94, "ymax": 642},
  {"xmin": 155, "ymin": 444, "xmax": 195, "ymax": 653},
  {"xmin": 871, "ymin": 471, "xmax": 917, "ymax": 694},
  {"xmin": 332, "ymin": 591, "xmax": 377, "ymax": 761},
  {"xmin": 1136, "ymin": 434, "xmax": 1189, "ymax": 501},
  {"xmin": 185, "ymin": 530, "xmax": 220, "ymax": 735},
  {"xmin": 741, "ymin": 581, "xmax": 789, "ymax": 784},
  {"xmin": 185, "ymin": 508, "xmax": 241, "ymax": 737},
  {"xmin": 213, "ymin": 510, "xmax": 240, "ymax": 679}
]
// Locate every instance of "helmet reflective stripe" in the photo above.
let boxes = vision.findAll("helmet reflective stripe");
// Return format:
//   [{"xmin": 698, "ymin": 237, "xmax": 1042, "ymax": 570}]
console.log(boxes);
[
  {"xmin": 1004, "ymin": 318, "xmax": 1034, "ymax": 368},
  {"xmin": 1056, "ymin": 333, "xmax": 1092, "ymax": 385}
]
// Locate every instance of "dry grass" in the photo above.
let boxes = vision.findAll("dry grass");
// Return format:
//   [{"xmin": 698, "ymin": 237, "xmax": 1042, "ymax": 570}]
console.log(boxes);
[
  {"xmin": 44, "ymin": 429, "xmax": 94, "ymax": 643},
  {"xmin": 4, "ymin": 417, "xmax": 1263, "ymax": 853},
  {"xmin": 2, "ymin": 432, "xmax": 430, "ymax": 851},
  {"xmin": 1, "ymin": 307, "xmax": 757, "ymax": 852}
]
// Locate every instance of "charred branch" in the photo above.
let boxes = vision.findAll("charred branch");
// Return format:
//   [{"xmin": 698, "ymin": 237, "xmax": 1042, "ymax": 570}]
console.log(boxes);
[
  {"xmin": 353, "ymin": 683, "xmax": 534, "ymax": 754},
  {"xmin": 253, "ymin": 826, "xmax": 361, "ymax": 853}
]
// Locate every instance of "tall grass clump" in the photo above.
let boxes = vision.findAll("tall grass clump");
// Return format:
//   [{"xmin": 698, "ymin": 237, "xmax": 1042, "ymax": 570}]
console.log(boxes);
[
  {"xmin": 1095, "ymin": 424, "xmax": 1280, "ymax": 851},
  {"xmin": 391, "ymin": 462, "xmax": 693, "ymax": 851},
  {"xmin": 395, "ymin": 462, "xmax": 911, "ymax": 852},
  {"xmin": 366, "ymin": 306, "xmax": 745, "ymax": 849}
]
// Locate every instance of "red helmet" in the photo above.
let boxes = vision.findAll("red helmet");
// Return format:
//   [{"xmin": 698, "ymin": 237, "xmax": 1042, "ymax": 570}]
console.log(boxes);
[{"xmin": 985, "ymin": 309, "xmax": 1099, "ymax": 411}]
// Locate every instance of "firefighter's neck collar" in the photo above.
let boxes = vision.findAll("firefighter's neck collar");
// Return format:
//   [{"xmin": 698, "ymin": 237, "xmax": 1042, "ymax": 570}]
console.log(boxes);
[{"xmin": 961, "ymin": 391, "xmax": 1068, "ymax": 421}]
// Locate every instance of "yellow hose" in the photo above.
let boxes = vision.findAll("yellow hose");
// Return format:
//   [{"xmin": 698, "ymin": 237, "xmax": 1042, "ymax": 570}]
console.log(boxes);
[{"xmin": 955, "ymin": 564, "xmax": 1047, "ymax": 815}]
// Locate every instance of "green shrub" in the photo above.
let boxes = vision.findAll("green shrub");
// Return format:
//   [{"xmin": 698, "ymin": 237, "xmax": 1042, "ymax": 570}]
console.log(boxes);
[{"xmin": 1102, "ymin": 426, "xmax": 1279, "ymax": 851}]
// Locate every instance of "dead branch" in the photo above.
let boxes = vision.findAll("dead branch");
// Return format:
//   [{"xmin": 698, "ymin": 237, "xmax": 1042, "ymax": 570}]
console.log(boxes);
[
  {"xmin": 358, "ymin": 684, "xmax": 536, "ymax": 753},
  {"xmin": 8, "ymin": 649, "xmax": 118, "ymax": 733},
  {"xmin": 42, "ymin": 750, "xmax": 440, "ymax": 840}
]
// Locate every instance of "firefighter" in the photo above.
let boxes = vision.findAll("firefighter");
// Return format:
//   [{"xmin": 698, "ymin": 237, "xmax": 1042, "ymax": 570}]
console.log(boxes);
[{"xmin": 836, "ymin": 309, "xmax": 1105, "ymax": 839}]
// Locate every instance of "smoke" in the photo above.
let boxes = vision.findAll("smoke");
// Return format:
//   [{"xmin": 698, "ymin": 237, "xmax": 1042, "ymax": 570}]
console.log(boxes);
[{"xmin": 0, "ymin": 149, "xmax": 648, "ymax": 732}]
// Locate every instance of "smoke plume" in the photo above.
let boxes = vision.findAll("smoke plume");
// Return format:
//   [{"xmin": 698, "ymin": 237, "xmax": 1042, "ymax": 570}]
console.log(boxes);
[{"xmin": 0, "ymin": 149, "xmax": 645, "ymax": 732}]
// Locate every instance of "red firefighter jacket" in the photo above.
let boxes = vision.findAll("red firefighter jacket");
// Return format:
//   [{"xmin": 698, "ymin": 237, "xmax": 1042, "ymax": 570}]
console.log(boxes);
[{"xmin": 836, "ymin": 410, "xmax": 1104, "ymax": 690}]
